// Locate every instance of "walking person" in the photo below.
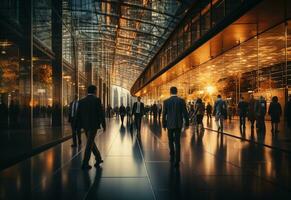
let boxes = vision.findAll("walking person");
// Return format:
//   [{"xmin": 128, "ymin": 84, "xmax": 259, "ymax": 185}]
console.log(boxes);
[
  {"xmin": 206, "ymin": 102, "xmax": 212, "ymax": 121},
  {"xmin": 76, "ymin": 85, "xmax": 106, "ymax": 170},
  {"xmin": 237, "ymin": 97, "xmax": 248, "ymax": 129},
  {"xmin": 268, "ymin": 96, "xmax": 282, "ymax": 134},
  {"xmin": 132, "ymin": 97, "xmax": 144, "ymax": 134},
  {"xmin": 158, "ymin": 103, "xmax": 162, "ymax": 121},
  {"xmin": 255, "ymin": 96, "xmax": 267, "ymax": 133},
  {"xmin": 152, "ymin": 103, "xmax": 158, "ymax": 120},
  {"xmin": 194, "ymin": 98, "xmax": 205, "ymax": 133},
  {"xmin": 126, "ymin": 104, "xmax": 131, "ymax": 122},
  {"xmin": 213, "ymin": 95, "xmax": 227, "ymax": 133},
  {"xmin": 119, "ymin": 103, "xmax": 126, "ymax": 125},
  {"xmin": 162, "ymin": 87, "xmax": 189, "ymax": 168},
  {"xmin": 68, "ymin": 95, "xmax": 82, "ymax": 147},
  {"xmin": 248, "ymin": 94, "xmax": 256, "ymax": 130},
  {"xmin": 285, "ymin": 95, "xmax": 291, "ymax": 131}
]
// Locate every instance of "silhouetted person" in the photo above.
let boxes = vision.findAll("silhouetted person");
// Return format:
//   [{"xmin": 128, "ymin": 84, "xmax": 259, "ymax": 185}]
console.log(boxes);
[
  {"xmin": 152, "ymin": 103, "xmax": 158, "ymax": 120},
  {"xmin": 268, "ymin": 96, "xmax": 282, "ymax": 134},
  {"xmin": 285, "ymin": 95, "xmax": 291, "ymax": 130},
  {"xmin": 119, "ymin": 104, "xmax": 126, "ymax": 125},
  {"xmin": 9, "ymin": 100, "xmax": 19, "ymax": 128},
  {"xmin": 132, "ymin": 96, "xmax": 144, "ymax": 134},
  {"xmin": 194, "ymin": 98, "xmax": 205, "ymax": 133},
  {"xmin": 77, "ymin": 85, "xmax": 106, "ymax": 170},
  {"xmin": 237, "ymin": 97, "xmax": 248, "ymax": 129},
  {"xmin": 206, "ymin": 102, "xmax": 212, "ymax": 120},
  {"xmin": 163, "ymin": 87, "xmax": 189, "ymax": 168},
  {"xmin": 213, "ymin": 95, "xmax": 227, "ymax": 133},
  {"xmin": 248, "ymin": 94, "xmax": 256, "ymax": 130},
  {"xmin": 255, "ymin": 96, "xmax": 266, "ymax": 133},
  {"xmin": 68, "ymin": 95, "xmax": 81, "ymax": 147},
  {"xmin": 107, "ymin": 105, "xmax": 112, "ymax": 118}
]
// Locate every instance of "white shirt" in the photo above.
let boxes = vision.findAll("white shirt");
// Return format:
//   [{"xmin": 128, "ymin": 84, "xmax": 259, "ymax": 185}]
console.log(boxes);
[{"xmin": 136, "ymin": 102, "xmax": 141, "ymax": 113}]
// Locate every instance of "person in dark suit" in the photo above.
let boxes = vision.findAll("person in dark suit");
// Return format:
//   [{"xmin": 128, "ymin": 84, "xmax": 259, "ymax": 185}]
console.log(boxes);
[
  {"xmin": 68, "ymin": 95, "xmax": 81, "ymax": 147},
  {"xmin": 162, "ymin": 87, "xmax": 189, "ymax": 168},
  {"xmin": 132, "ymin": 97, "xmax": 144, "ymax": 134},
  {"xmin": 119, "ymin": 103, "xmax": 126, "ymax": 125},
  {"xmin": 285, "ymin": 95, "xmax": 291, "ymax": 130},
  {"xmin": 76, "ymin": 85, "xmax": 106, "ymax": 170}
]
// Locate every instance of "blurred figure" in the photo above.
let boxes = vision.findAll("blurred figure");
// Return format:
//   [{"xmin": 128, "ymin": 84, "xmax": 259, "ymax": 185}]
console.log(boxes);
[
  {"xmin": 119, "ymin": 103, "xmax": 126, "ymax": 125},
  {"xmin": 213, "ymin": 95, "xmax": 227, "ymax": 133},
  {"xmin": 194, "ymin": 98, "xmax": 205, "ymax": 133},
  {"xmin": 285, "ymin": 95, "xmax": 291, "ymax": 130},
  {"xmin": 206, "ymin": 102, "xmax": 212, "ymax": 120},
  {"xmin": 107, "ymin": 104, "xmax": 112, "ymax": 118},
  {"xmin": 152, "ymin": 103, "xmax": 158, "ymax": 120},
  {"xmin": 68, "ymin": 95, "xmax": 81, "ymax": 147},
  {"xmin": 77, "ymin": 85, "xmax": 106, "ymax": 170},
  {"xmin": 268, "ymin": 96, "xmax": 282, "ymax": 134},
  {"xmin": 188, "ymin": 104, "xmax": 195, "ymax": 124},
  {"xmin": 132, "ymin": 97, "xmax": 144, "ymax": 134},
  {"xmin": 9, "ymin": 100, "xmax": 19, "ymax": 128},
  {"xmin": 237, "ymin": 97, "xmax": 248, "ymax": 129},
  {"xmin": 158, "ymin": 103, "xmax": 162, "ymax": 121},
  {"xmin": 126, "ymin": 104, "xmax": 131, "ymax": 121},
  {"xmin": 114, "ymin": 106, "xmax": 119, "ymax": 119},
  {"xmin": 163, "ymin": 87, "xmax": 189, "ymax": 168},
  {"xmin": 255, "ymin": 96, "xmax": 267, "ymax": 133},
  {"xmin": 227, "ymin": 104, "xmax": 233, "ymax": 121},
  {"xmin": 248, "ymin": 94, "xmax": 256, "ymax": 130}
]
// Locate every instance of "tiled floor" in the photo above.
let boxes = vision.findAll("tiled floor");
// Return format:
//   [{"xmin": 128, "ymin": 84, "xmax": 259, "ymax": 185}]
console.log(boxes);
[{"xmin": 1, "ymin": 117, "xmax": 291, "ymax": 200}]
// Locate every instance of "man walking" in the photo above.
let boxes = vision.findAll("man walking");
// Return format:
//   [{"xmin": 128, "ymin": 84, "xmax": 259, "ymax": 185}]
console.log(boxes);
[
  {"xmin": 68, "ymin": 95, "xmax": 81, "ymax": 147},
  {"xmin": 213, "ymin": 95, "xmax": 227, "ymax": 133},
  {"xmin": 162, "ymin": 87, "xmax": 189, "ymax": 168},
  {"xmin": 237, "ymin": 97, "xmax": 248, "ymax": 129},
  {"xmin": 132, "ymin": 97, "xmax": 144, "ymax": 134},
  {"xmin": 77, "ymin": 85, "xmax": 106, "ymax": 170}
]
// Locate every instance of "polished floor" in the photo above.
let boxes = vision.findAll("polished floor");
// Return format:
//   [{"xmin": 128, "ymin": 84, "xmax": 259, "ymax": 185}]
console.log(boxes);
[{"xmin": 1, "ymin": 117, "xmax": 291, "ymax": 200}]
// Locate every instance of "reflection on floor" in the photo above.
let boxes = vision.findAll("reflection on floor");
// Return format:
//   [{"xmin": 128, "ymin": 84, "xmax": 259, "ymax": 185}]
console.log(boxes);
[
  {"xmin": 1, "ymin": 117, "xmax": 291, "ymax": 200},
  {"xmin": 203, "ymin": 116, "xmax": 291, "ymax": 151}
]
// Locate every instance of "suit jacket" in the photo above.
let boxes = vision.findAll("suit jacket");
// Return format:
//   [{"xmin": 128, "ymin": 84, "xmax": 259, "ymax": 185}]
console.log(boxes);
[
  {"xmin": 162, "ymin": 96, "xmax": 189, "ymax": 129},
  {"xmin": 132, "ymin": 102, "xmax": 144, "ymax": 116},
  {"xmin": 76, "ymin": 95, "xmax": 106, "ymax": 131},
  {"xmin": 68, "ymin": 100, "xmax": 78, "ymax": 123}
]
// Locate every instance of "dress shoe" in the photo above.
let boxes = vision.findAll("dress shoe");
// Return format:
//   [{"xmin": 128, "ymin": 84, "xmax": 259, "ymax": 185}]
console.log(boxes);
[
  {"xmin": 81, "ymin": 165, "xmax": 92, "ymax": 170},
  {"xmin": 94, "ymin": 160, "xmax": 104, "ymax": 167}
]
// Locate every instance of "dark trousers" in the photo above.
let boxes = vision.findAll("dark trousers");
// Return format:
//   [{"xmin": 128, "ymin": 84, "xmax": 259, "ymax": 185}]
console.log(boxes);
[
  {"xmin": 83, "ymin": 129, "xmax": 102, "ymax": 165},
  {"xmin": 120, "ymin": 114, "xmax": 125, "ymax": 124},
  {"xmin": 167, "ymin": 128, "xmax": 181, "ymax": 163},
  {"xmin": 71, "ymin": 120, "xmax": 81, "ymax": 145},
  {"xmin": 134, "ymin": 113, "xmax": 142, "ymax": 133},
  {"xmin": 239, "ymin": 115, "xmax": 246, "ymax": 127}
]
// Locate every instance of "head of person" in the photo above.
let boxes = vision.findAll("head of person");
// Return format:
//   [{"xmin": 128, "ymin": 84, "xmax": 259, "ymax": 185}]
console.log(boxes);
[
  {"xmin": 207, "ymin": 102, "xmax": 210, "ymax": 105},
  {"xmin": 250, "ymin": 94, "xmax": 254, "ymax": 99},
  {"xmin": 217, "ymin": 94, "xmax": 221, "ymax": 99},
  {"xmin": 197, "ymin": 98, "xmax": 202, "ymax": 104},
  {"xmin": 170, "ymin": 86, "xmax": 177, "ymax": 95},
  {"xmin": 259, "ymin": 96, "xmax": 265, "ymax": 101},
  {"xmin": 87, "ymin": 85, "xmax": 97, "ymax": 95},
  {"xmin": 240, "ymin": 96, "xmax": 244, "ymax": 102},
  {"xmin": 74, "ymin": 94, "xmax": 78, "ymax": 100},
  {"xmin": 137, "ymin": 96, "xmax": 141, "ymax": 102},
  {"xmin": 272, "ymin": 96, "xmax": 278, "ymax": 103}
]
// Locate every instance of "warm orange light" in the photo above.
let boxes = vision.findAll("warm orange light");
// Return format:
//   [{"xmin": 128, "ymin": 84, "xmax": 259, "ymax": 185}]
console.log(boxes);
[{"xmin": 206, "ymin": 85, "xmax": 215, "ymax": 94}]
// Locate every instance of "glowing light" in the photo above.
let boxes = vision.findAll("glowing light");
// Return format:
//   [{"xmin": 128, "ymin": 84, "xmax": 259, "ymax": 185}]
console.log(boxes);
[{"xmin": 206, "ymin": 85, "xmax": 215, "ymax": 94}]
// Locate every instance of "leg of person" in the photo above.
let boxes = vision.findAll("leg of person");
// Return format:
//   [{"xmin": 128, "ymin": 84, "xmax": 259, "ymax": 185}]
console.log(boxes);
[
  {"xmin": 82, "ymin": 131, "xmax": 95, "ymax": 169},
  {"xmin": 71, "ymin": 121, "xmax": 77, "ymax": 147},
  {"xmin": 138, "ymin": 116, "xmax": 142, "ymax": 133},
  {"xmin": 77, "ymin": 128, "xmax": 82, "ymax": 145},
  {"xmin": 174, "ymin": 128, "xmax": 181, "ymax": 167},
  {"xmin": 89, "ymin": 130, "xmax": 103, "ymax": 167},
  {"xmin": 275, "ymin": 122, "xmax": 279, "ymax": 133},
  {"xmin": 239, "ymin": 115, "xmax": 243, "ymax": 127},
  {"xmin": 215, "ymin": 115, "xmax": 220, "ymax": 131},
  {"xmin": 167, "ymin": 129, "xmax": 175, "ymax": 162},
  {"xmin": 220, "ymin": 116, "xmax": 224, "ymax": 133}
]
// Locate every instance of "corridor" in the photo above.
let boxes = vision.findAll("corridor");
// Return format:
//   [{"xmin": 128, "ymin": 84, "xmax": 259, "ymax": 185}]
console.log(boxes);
[{"xmin": 1, "ymin": 118, "xmax": 291, "ymax": 200}]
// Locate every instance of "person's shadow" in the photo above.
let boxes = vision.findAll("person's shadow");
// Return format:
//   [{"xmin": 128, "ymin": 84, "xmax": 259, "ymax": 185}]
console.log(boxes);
[{"xmin": 168, "ymin": 165, "xmax": 181, "ymax": 199}]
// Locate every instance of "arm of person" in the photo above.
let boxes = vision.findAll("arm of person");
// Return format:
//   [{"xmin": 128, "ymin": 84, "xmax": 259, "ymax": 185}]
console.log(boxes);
[
  {"xmin": 162, "ymin": 101, "xmax": 167, "ymax": 128},
  {"xmin": 182, "ymin": 100, "xmax": 189, "ymax": 127}
]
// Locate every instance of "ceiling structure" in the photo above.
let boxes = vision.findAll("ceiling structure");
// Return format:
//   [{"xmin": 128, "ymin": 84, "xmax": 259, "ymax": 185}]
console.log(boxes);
[{"xmin": 63, "ymin": 0, "xmax": 191, "ymax": 90}]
